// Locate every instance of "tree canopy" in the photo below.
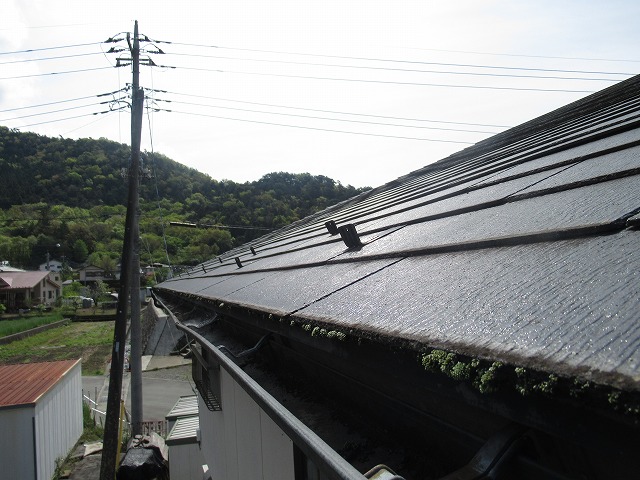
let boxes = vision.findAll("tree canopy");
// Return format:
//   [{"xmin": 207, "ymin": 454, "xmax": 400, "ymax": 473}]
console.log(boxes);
[{"xmin": 0, "ymin": 126, "xmax": 369, "ymax": 272}]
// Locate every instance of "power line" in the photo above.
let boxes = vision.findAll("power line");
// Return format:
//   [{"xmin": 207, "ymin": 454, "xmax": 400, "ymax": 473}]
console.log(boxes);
[
  {"xmin": 0, "ymin": 102, "xmax": 114, "ymax": 123},
  {"xmin": 0, "ymin": 42, "xmax": 102, "ymax": 55},
  {"xmin": 0, "ymin": 66, "xmax": 113, "ymax": 80},
  {"xmin": 400, "ymin": 46, "xmax": 640, "ymax": 64},
  {"xmin": 0, "ymin": 93, "xmax": 109, "ymax": 113},
  {"xmin": 16, "ymin": 106, "xmax": 126, "ymax": 128},
  {"xmin": 63, "ymin": 110, "xmax": 124, "ymax": 135},
  {"xmin": 160, "ymin": 98, "xmax": 500, "ymax": 134},
  {"xmin": 157, "ymin": 89, "xmax": 512, "ymax": 128},
  {"xmin": 145, "ymin": 108, "xmax": 174, "ymax": 270},
  {"xmin": 0, "ymin": 51, "xmax": 104, "ymax": 65},
  {"xmin": 169, "ymin": 221, "xmax": 272, "ymax": 231},
  {"xmin": 0, "ymin": 214, "xmax": 276, "ymax": 231},
  {"xmin": 165, "ymin": 51, "xmax": 629, "ymax": 82},
  {"xmin": 169, "ymin": 65, "xmax": 596, "ymax": 93},
  {"xmin": 168, "ymin": 42, "xmax": 636, "ymax": 76},
  {"xmin": 160, "ymin": 108, "xmax": 478, "ymax": 143}
]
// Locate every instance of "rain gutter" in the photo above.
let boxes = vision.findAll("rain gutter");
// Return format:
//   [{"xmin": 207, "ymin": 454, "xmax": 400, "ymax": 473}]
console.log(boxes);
[{"xmin": 155, "ymin": 295, "xmax": 366, "ymax": 480}]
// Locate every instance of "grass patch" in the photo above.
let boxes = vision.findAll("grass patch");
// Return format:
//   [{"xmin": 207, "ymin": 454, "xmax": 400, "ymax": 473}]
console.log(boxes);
[
  {"xmin": 0, "ymin": 311, "xmax": 65, "ymax": 337},
  {"xmin": 0, "ymin": 320, "xmax": 115, "ymax": 375},
  {"xmin": 80, "ymin": 401, "xmax": 105, "ymax": 443},
  {"xmin": 52, "ymin": 403, "xmax": 106, "ymax": 480}
]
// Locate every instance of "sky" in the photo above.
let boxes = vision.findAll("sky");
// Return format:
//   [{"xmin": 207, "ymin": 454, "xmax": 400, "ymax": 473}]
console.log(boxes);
[{"xmin": 1, "ymin": 1, "xmax": 639, "ymax": 189}]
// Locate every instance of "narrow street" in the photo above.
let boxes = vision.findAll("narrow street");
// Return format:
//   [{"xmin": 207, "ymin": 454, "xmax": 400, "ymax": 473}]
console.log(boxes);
[{"xmin": 82, "ymin": 355, "xmax": 193, "ymax": 426}]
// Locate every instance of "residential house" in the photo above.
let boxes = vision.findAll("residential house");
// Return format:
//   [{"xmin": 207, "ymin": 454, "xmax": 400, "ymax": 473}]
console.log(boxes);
[
  {"xmin": 155, "ymin": 75, "xmax": 640, "ymax": 478},
  {"xmin": 78, "ymin": 264, "xmax": 119, "ymax": 284},
  {"xmin": 39, "ymin": 259, "xmax": 64, "ymax": 272},
  {"xmin": 0, "ymin": 270, "xmax": 62, "ymax": 310}
]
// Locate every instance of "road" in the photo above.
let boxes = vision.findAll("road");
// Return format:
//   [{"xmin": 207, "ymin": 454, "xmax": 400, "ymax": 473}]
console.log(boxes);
[{"xmin": 82, "ymin": 355, "xmax": 194, "ymax": 426}]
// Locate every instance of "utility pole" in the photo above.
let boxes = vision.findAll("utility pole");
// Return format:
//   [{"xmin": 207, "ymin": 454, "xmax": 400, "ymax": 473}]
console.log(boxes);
[
  {"xmin": 100, "ymin": 20, "xmax": 144, "ymax": 480},
  {"xmin": 129, "ymin": 20, "xmax": 145, "ymax": 439}
]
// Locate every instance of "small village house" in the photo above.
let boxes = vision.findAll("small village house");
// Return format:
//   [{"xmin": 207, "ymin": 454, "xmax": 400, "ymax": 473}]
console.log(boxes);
[{"xmin": 0, "ymin": 270, "xmax": 62, "ymax": 311}]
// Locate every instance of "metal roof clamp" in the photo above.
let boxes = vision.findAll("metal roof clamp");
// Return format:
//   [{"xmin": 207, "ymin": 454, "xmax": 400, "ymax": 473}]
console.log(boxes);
[
  {"xmin": 338, "ymin": 224, "xmax": 363, "ymax": 249},
  {"xmin": 250, "ymin": 246, "xmax": 257, "ymax": 255},
  {"xmin": 235, "ymin": 257, "xmax": 243, "ymax": 268},
  {"xmin": 325, "ymin": 220, "xmax": 339, "ymax": 235}
]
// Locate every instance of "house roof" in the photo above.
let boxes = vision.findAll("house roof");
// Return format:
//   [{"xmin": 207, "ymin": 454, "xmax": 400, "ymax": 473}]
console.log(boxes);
[
  {"xmin": 0, "ymin": 359, "xmax": 81, "ymax": 408},
  {"xmin": 166, "ymin": 395, "xmax": 198, "ymax": 420},
  {"xmin": 166, "ymin": 415, "xmax": 200, "ymax": 445},
  {"xmin": 0, "ymin": 270, "xmax": 60, "ymax": 290},
  {"xmin": 79, "ymin": 265, "xmax": 104, "ymax": 271},
  {"xmin": 157, "ymin": 75, "xmax": 640, "ymax": 393},
  {"xmin": 0, "ymin": 265, "xmax": 26, "ymax": 272}
]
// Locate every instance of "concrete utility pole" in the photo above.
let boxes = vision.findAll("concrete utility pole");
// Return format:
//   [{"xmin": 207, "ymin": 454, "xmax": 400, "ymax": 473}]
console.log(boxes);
[
  {"xmin": 99, "ymin": 20, "xmax": 144, "ymax": 480},
  {"xmin": 129, "ymin": 20, "xmax": 145, "ymax": 439}
]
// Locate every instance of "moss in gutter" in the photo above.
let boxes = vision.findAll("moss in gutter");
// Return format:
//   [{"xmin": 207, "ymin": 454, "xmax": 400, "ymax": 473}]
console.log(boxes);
[
  {"xmin": 420, "ymin": 349, "xmax": 504, "ymax": 393},
  {"xmin": 195, "ymin": 296, "xmax": 640, "ymax": 419},
  {"xmin": 419, "ymin": 349, "xmax": 640, "ymax": 419},
  {"xmin": 284, "ymin": 319, "xmax": 348, "ymax": 342}
]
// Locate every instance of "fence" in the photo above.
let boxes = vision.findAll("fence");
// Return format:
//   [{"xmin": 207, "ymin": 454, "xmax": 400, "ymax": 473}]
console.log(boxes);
[{"xmin": 82, "ymin": 390, "xmax": 168, "ymax": 438}]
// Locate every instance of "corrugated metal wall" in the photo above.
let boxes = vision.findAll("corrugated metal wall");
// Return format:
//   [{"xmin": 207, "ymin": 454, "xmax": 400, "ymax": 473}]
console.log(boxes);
[
  {"xmin": 34, "ymin": 361, "xmax": 83, "ymax": 480},
  {"xmin": 0, "ymin": 406, "xmax": 36, "ymax": 479},
  {"xmin": 199, "ymin": 369, "xmax": 295, "ymax": 480}
]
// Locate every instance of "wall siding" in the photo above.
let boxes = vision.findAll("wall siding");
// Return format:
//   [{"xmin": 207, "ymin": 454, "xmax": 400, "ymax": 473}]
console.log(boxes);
[
  {"xmin": 0, "ymin": 406, "xmax": 36, "ymax": 479},
  {"xmin": 34, "ymin": 362, "xmax": 83, "ymax": 480},
  {"xmin": 198, "ymin": 369, "xmax": 295, "ymax": 480},
  {"xmin": 169, "ymin": 443, "xmax": 204, "ymax": 480}
]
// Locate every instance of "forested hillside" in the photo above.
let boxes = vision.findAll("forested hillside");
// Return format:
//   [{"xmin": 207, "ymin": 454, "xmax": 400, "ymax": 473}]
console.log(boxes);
[{"xmin": 0, "ymin": 126, "xmax": 367, "ymax": 274}]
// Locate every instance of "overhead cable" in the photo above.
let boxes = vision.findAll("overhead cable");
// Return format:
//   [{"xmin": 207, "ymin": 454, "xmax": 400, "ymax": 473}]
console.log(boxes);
[
  {"xmin": 401, "ymin": 46, "xmax": 640, "ymax": 64},
  {"xmin": 170, "ymin": 65, "xmax": 596, "ymax": 93},
  {"xmin": 165, "ymin": 51, "xmax": 628, "ymax": 82},
  {"xmin": 155, "ymin": 89, "xmax": 511, "ymax": 128},
  {"xmin": 161, "ymin": 98, "xmax": 500, "ymax": 134},
  {"xmin": 0, "ymin": 42, "xmax": 101, "ymax": 55},
  {"xmin": 16, "ymin": 106, "xmax": 126, "ymax": 128},
  {"xmin": 0, "ymin": 52, "xmax": 104, "ymax": 65},
  {"xmin": 0, "ymin": 94, "xmax": 105, "ymax": 113},
  {"xmin": 168, "ymin": 42, "xmax": 635, "ymax": 76},
  {"xmin": 0, "ymin": 101, "xmax": 116, "ymax": 123},
  {"xmin": 160, "ymin": 108, "xmax": 478, "ymax": 144},
  {"xmin": 0, "ymin": 66, "xmax": 113, "ymax": 80}
]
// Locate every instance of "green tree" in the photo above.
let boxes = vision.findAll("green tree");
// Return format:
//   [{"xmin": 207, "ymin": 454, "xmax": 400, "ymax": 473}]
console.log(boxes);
[
  {"xmin": 89, "ymin": 280, "xmax": 109, "ymax": 309},
  {"xmin": 72, "ymin": 239, "xmax": 89, "ymax": 263}
]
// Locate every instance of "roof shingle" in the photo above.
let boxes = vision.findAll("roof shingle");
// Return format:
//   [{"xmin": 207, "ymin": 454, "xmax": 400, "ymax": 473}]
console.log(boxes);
[{"xmin": 158, "ymin": 75, "xmax": 640, "ymax": 392}]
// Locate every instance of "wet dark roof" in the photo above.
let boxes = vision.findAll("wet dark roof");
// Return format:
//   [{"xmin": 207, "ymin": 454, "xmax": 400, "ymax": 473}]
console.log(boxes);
[{"xmin": 159, "ymin": 75, "xmax": 640, "ymax": 392}]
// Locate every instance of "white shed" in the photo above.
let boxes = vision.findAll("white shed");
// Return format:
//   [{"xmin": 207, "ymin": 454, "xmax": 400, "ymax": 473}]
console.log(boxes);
[
  {"xmin": 166, "ymin": 415, "xmax": 204, "ymax": 480},
  {"xmin": 0, "ymin": 359, "xmax": 83, "ymax": 480}
]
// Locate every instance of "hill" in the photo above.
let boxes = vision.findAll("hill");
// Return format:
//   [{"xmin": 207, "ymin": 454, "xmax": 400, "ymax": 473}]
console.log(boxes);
[{"xmin": 0, "ymin": 126, "xmax": 368, "ymax": 271}]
